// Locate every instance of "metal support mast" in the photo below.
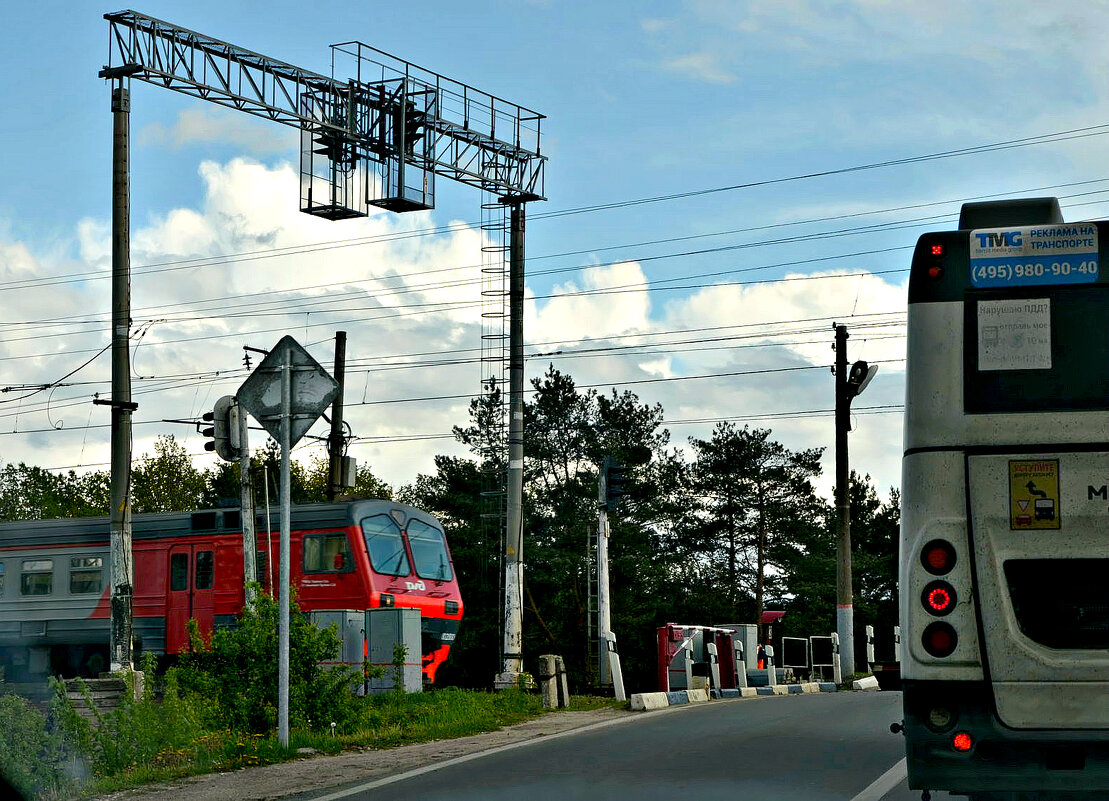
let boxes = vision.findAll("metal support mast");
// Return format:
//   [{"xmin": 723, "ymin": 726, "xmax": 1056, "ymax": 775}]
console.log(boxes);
[{"xmin": 834, "ymin": 323, "xmax": 855, "ymax": 677}]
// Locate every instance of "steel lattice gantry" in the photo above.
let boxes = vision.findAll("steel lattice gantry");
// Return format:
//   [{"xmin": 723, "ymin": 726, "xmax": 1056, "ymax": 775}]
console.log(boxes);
[
  {"xmin": 104, "ymin": 10, "xmax": 546, "ymax": 217},
  {"xmin": 101, "ymin": 9, "xmax": 545, "ymax": 690}
]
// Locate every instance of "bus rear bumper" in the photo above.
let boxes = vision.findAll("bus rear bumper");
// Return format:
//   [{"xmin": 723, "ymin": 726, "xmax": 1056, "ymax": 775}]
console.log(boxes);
[{"xmin": 903, "ymin": 680, "xmax": 1109, "ymax": 795}]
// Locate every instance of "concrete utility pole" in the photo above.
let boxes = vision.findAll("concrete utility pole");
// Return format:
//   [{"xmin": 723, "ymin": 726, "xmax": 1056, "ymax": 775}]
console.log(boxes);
[
  {"xmin": 326, "ymin": 331, "xmax": 347, "ymax": 502},
  {"xmin": 834, "ymin": 324, "xmax": 854, "ymax": 677},
  {"xmin": 238, "ymin": 406, "xmax": 257, "ymax": 604},
  {"xmin": 833, "ymin": 323, "xmax": 878, "ymax": 678},
  {"xmin": 496, "ymin": 199, "xmax": 528, "ymax": 689},
  {"xmin": 106, "ymin": 75, "xmax": 136, "ymax": 674}
]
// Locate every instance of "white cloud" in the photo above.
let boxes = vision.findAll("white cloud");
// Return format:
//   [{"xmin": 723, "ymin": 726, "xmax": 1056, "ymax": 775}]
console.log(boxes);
[
  {"xmin": 0, "ymin": 157, "xmax": 911, "ymax": 504},
  {"xmin": 661, "ymin": 51, "xmax": 738, "ymax": 85},
  {"xmin": 139, "ymin": 107, "xmax": 290, "ymax": 154}
]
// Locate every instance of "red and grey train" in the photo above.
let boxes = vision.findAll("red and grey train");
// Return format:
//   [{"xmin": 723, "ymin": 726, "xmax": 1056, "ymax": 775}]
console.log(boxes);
[{"xmin": 0, "ymin": 499, "xmax": 463, "ymax": 682}]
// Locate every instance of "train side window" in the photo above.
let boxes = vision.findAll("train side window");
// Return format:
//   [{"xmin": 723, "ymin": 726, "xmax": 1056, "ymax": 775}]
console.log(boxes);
[
  {"xmin": 303, "ymin": 533, "xmax": 353, "ymax": 573},
  {"xmin": 0, "ymin": 562, "xmax": 5, "ymax": 596},
  {"xmin": 195, "ymin": 551, "xmax": 214, "ymax": 590},
  {"xmin": 70, "ymin": 557, "xmax": 103, "ymax": 594},
  {"xmin": 170, "ymin": 553, "xmax": 189, "ymax": 591},
  {"xmin": 21, "ymin": 559, "xmax": 53, "ymax": 596}
]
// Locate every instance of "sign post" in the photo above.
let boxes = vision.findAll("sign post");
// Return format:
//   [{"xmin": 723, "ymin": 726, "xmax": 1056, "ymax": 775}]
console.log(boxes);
[{"xmin": 237, "ymin": 335, "xmax": 339, "ymax": 747}]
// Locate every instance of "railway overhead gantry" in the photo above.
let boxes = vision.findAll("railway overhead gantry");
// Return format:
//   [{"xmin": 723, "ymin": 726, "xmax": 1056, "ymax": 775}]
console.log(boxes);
[{"xmin": 100, "ymin": 9, "xmax": 545, "ymax": 697}]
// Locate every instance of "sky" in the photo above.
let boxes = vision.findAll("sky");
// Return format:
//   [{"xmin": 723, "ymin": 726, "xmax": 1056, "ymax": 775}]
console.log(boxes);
[{"xmin": 2, "ymin": 0, "xmax": 1109, "ymax": 506}]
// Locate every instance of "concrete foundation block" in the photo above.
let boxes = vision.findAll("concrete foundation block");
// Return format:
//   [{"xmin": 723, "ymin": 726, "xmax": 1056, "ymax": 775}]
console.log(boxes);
[
  {"xmin": 630, "ymin": 692, "xmax": 670, "ymax": 711},
  {"xmin": 852, "ymin": 675, "xmax": 880, "ymax": 691}
]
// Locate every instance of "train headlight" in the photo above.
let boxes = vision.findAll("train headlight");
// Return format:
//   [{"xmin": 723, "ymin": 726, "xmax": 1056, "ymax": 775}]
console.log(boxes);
[
  {"xmin": 922, "ymin": 580, "xmax": 957, "ymax": 616},
  {"xmin": 379, "ymin": 593, "xmax": 395, "ymax": 608},
  {"xmin": 922, "ymin": 621, "xmax": 958, "ymax": 657}
]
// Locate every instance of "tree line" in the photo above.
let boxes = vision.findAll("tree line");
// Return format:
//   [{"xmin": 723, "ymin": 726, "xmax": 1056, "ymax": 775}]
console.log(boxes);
[{"xmin": 0, "ymin": 365, "xmax": 898, "ymax": 691}]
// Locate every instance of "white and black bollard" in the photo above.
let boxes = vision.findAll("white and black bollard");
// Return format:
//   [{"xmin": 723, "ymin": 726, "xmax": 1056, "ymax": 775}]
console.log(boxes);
[
  {"xmin": 866, "ymin": 624, "xmax": 875, "ymax": 670},
  {"xmin": 832, "ymin": 632, "xmax": 843, "ymax": 685}
]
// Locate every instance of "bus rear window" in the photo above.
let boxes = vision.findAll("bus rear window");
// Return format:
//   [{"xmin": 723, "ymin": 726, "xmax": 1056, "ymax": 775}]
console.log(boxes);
[
  {"xmin": 362, "ymin": 514, "xmax": 410, "ymax": 576},
  {"xmin": 964, "ymin": 287, "xmax": 1109, "ymax": 413},
  {"xmin": 407, "ymin": 519, "xmax": 453, "ymax": 582}
]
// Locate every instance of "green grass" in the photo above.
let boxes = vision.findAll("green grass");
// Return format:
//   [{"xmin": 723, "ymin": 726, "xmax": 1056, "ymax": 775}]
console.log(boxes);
[{"xmin": 19, "ymin": 687, "xmax": 607, "ymax": 799}]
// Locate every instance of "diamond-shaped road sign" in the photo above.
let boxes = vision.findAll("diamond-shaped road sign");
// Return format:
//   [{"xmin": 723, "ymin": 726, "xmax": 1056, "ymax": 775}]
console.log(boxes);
[{"xmin": 236, "ymin": 335, "xmax": 339, "ymax": 447}]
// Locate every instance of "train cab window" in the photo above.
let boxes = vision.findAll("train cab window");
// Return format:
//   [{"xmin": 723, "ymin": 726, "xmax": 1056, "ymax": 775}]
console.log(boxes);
[
  {"xmin": 195, "ymin": 551, "xmax": 214, "ymax": 590},
  {"xmin": 362, "ymin": 514, "xmax": 410, "ymax": 576},
  {"xmin": 407, "ymin": 519, "xmax": 453, "ymax": 582},
  {"xmin": 70, "ymin": 557, "xmax": 103, "ymax": 595},
  {"xmin": 303, "ymin": 533, "xmax": 353, "ymax": 573},
  {"xmin": 170, "ymin": 553, "xmax": 188, "ymax": 591},
  {"xmin": 21, "ymin": 559, "xmax": 53, "ymax": 596}
]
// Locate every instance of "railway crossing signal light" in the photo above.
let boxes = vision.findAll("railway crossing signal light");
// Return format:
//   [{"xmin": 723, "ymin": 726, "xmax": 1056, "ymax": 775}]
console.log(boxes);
[
  {"xmin": 601, "ymin": 456, "xmax": 629, "ymax": 512},
  {"xmin": 202, "ymin": 395, "xmax": 241, "ymax": 462}
]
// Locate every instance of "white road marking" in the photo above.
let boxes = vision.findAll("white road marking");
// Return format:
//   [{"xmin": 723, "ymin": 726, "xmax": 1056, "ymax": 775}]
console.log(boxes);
[{"xmin": 849, "ymin": 757, "xmax": 908, "ymax": 801}]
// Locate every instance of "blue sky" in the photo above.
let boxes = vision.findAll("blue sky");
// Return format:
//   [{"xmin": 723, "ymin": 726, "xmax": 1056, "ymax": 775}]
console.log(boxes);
[{"xmin": 2, "ymin": 1, "xmax": 1108, "ymax": 500}]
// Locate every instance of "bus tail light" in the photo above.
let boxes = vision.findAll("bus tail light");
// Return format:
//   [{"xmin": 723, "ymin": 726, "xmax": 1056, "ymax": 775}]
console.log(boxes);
[
  {"xmin": 922, "ymin": 621, "xmax": 958, "ymax": 657},
  {"xmin": 922, "ymin": 581, "xmax": 957, "ymax": 616},
  {"xmin": 921, "ymin": 539, "xmax": 956, "ymax": 575},
  {"xmin": 927, "ymin": 706, "xmax": 955, "ymax": 732}
]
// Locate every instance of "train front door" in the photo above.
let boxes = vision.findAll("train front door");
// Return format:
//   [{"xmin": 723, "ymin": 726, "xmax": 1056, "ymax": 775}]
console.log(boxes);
[{"xmin": 166, "ymin": 544, "xmax": 216, "ymax": 653}]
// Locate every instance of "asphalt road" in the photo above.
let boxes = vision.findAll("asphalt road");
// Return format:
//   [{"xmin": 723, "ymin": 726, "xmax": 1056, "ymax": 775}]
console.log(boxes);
[{"xmin": 294, "ymin": 691, "xmax": 956, "ymax": 801}]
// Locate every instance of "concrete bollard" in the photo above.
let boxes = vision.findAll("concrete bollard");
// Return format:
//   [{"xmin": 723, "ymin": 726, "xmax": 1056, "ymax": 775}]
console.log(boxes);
[
  {"xmin": 555, "ymin": 655, "xmax": 570, "ymax": 708},
  {"xmin": 538, "ymin": 654, "xmax": 560, "ymax": 708}
]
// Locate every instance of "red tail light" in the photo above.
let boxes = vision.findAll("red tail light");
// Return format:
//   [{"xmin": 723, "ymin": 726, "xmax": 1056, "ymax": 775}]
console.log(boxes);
[
  {"xmin": 921, "ymin": 540, "xmax": 956, "ymax": 575},
  {"xmin": 952, "ymin": 732, "xmax": 973, "ymax": 752},
  {"xmin": 922, "ymin": 581, "xmax": 957, "ymax": 616},
  {"xmin": 922, "ymin": 622, "xmax": 958, "ymax": 657}
]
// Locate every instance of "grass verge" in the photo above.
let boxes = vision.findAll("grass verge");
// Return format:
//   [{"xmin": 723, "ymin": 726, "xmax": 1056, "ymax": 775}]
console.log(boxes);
[{"xmin": 2, "ymin": 684, "xmax": 626, "ymax": 800}]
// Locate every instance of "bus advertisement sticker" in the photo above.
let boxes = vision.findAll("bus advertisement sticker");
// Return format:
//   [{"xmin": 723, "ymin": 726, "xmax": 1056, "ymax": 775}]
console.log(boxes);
[
  {"xmin": 1009, "ymin": 459, "xmax": 1061, "ymax": 530},
  {"xmin": 977, "ymin": 298, "xmax": 1052, "ymax": 372},
  {"xmin": 970, "ymin": 224, "xmax": 1099, "ymax": 288}
]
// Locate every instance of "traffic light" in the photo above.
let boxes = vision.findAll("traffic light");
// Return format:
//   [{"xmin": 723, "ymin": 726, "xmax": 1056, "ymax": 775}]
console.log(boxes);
[
  {"xmin": 601, "ymin": 456, "xmax": 629, "ymax": 512},
  {"xmin": 202, "ymin": 395, "xmax": 241, "ymax": 462}
]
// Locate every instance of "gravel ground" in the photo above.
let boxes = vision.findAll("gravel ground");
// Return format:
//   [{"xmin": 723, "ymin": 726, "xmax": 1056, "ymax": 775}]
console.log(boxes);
[{"xmin": 94, "ymin": 706, "xmax": 636, "ymax": 801}]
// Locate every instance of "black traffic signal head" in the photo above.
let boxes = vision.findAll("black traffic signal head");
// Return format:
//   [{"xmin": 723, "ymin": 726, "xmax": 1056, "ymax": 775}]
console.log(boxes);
[
  {"xmin": 601, "ymin": 455, "xmax": 629, "ymax": 512},
  {"xmin": 202, "ymin": 395, "xmax": 241, "ymax": 462}
]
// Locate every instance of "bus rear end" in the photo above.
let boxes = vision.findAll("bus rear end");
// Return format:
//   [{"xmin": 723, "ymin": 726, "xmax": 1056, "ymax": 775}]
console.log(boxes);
[{"xmin": 901, "ymin": 198, "xmax": 1109, "ymax": 797}]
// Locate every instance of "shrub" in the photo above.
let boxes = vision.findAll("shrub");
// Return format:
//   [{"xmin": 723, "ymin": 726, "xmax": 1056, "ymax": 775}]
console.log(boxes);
[
  {"xmin": 174, "ymin": 589, "xmax": 366, "ymax": 734},
  {"xmin": 0, "ymin": 692, "xmax": 82, "ymax": 799}
]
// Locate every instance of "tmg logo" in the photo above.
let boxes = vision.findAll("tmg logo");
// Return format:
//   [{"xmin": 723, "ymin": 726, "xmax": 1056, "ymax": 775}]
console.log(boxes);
[{"xmin": 974, "ymin": 230, "xmax": 1023, "ymax": 248}]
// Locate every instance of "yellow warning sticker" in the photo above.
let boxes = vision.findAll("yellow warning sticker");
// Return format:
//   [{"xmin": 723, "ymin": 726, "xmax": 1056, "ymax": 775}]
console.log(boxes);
[{"xmin": 1009, "ymin": 459, "xmax": 1060, "ymax": 530}]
